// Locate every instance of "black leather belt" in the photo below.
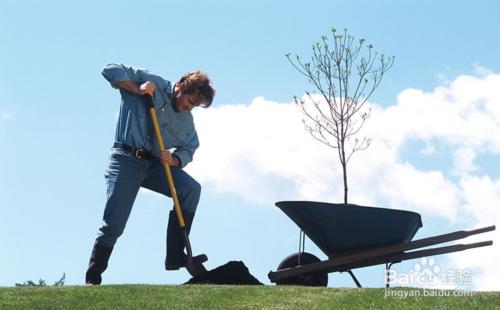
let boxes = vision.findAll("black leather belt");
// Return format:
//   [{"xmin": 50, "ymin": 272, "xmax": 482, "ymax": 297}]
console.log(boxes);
[{"xmin": 113, "ymin": 142, "xmax": 154, "ymax": 160}]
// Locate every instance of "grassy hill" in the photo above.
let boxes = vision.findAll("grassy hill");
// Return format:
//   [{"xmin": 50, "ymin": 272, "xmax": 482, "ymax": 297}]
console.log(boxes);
[{"xmin": 1, "ymin": 285, "xmax": 499, "ymax": 309}]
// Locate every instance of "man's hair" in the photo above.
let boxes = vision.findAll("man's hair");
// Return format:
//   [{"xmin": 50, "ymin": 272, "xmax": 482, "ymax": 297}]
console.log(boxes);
[{"xmin": 178, "ymin": 71, "xmax": 215, "ymax": 108}]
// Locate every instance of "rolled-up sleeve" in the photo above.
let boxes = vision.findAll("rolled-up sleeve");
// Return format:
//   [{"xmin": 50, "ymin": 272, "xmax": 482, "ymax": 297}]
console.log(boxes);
[
  {"xmin": 173, "ymin": 132, "xmax": 200, "ymax": 168},
  {"xmin": 101, "ymin": 63, "xmax": 136, "ymax": 88}
]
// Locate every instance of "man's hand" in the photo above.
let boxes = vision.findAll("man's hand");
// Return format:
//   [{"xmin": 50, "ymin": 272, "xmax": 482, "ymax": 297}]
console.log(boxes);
[
  {"xmin": 139, "ymin": 81, "xmax": 156, "ymax": 96},
  {"xmin": 160, "ymin": 150, "xmax": 180, "ymax": 167}
]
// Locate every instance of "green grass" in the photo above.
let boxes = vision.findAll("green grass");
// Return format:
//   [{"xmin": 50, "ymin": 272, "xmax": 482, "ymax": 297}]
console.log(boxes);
[{"xmin": 0, "ymin": 285, "xmax": 499, "ymax": 309}]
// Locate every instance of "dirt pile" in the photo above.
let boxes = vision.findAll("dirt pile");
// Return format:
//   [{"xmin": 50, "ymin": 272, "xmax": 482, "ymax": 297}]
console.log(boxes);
[{"xmin": 184, "ymin": 261, "xmax": 262, "ymax": 285}]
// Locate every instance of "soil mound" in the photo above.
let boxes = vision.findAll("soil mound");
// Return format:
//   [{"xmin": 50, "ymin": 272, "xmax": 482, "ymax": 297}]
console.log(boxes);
[{"xmin": 184, "ymin": 261, "xmax": 262, "ymax": 285}]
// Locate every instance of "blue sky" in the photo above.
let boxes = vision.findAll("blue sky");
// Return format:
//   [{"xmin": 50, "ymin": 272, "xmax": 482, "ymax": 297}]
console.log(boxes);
[{"xmin": 1, "ymin": 0, "xmax": 499, "ymax": 290}]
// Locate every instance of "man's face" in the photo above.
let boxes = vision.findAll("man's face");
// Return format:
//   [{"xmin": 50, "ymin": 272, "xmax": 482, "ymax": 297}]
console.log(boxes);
[
  {"xmin": 173, "ymin": 81, "xmax": 203, "ymax": 112},
  {"xmin": 174, "ymin": 92, "xmax": 201, "ymax": 112}
]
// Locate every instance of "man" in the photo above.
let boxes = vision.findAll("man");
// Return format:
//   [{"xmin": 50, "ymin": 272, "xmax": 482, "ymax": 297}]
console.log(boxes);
[{"xmin": 85, "ymin": 63, "xmax": 215, "ymax": 285}]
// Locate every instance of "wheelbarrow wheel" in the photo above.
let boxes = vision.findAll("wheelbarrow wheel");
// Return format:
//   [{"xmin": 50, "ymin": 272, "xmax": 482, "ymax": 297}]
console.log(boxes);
[{"xmin": 275, "ymin": 252, "xmax": 328, "ymax": 287}]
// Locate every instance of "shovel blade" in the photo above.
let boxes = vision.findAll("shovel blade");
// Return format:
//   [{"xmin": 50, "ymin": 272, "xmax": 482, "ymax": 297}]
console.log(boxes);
[
  {"xmin": 182, "ymin": 231, "xmax": 208, "ymax": 276},
  {"xmin": 187, "ymin": 257, "xmax": 208, "ymax": 277}
]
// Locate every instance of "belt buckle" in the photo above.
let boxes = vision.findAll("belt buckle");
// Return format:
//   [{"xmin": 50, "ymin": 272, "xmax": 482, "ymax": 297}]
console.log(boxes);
[{"xmin": 133, "ymin": 149, "xmax": 144, "ymax": 159}]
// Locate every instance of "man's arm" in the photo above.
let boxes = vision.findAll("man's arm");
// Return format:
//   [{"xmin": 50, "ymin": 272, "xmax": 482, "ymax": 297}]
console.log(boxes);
[
  {"xmin": 101, "ymin": 63, "xmax": 155, "ymax": 96},
  {"xmin": 173, "ymin": 131, "xmax": 200, "ymax": 168},
  {"xmin": 115, "ymin": 80, "xmax": 140, "ymax": 95},
  {"xmin": 115, "ymin": 80, "xmax": 156, "ymax": 96}
]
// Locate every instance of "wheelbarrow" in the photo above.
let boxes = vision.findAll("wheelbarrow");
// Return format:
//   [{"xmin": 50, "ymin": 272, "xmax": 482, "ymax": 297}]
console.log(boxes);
[{"xmin": 268, "ymin": 201, "xmax": 495, "ymax": 287}]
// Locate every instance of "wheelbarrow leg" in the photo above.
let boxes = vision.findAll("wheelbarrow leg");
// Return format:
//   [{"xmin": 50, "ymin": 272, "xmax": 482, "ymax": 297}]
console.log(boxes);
[
  {"xmin": 385, "ymin": 261, "xmax": 397, "ymax": 288},
  {"xmin": 347, "ymin": 269, "xmax": 362, "ymax": 288}
]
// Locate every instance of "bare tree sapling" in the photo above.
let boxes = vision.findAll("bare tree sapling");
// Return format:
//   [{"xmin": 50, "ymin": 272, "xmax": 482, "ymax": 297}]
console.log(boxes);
[{"xmin": 287, "ymin": 28, "xmax": 394, "ymax": 204}]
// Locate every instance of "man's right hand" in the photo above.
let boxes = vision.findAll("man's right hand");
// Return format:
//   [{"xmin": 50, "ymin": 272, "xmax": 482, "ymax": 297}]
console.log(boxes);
[{"xmin": 139, "ymin": 81, "xmax": 156, "ymax": 96}]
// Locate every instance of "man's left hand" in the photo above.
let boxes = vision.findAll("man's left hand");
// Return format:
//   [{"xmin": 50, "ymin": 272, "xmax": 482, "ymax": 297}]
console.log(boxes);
[{"xmin": 160, "ymin": 150, "xmax": 180, "ymax": 167}]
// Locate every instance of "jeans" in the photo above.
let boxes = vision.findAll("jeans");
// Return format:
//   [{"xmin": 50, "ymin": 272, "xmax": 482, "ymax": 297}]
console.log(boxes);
[{"xmin": 95, "ymin": 147, "xmax": 201, "ymax": 247}]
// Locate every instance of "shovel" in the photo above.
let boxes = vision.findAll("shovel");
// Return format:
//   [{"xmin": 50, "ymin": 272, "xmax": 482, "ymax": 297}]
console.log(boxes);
[{"xmin": 145, "ymin": 94, "xmax": 207, "ymax": 277}]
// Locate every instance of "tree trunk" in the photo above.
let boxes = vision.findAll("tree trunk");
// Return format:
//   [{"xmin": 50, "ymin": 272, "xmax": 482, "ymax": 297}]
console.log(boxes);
[
  {"xmin": 342, "ymin": 161, "xmax": 348, "ymax": 204},
  {"xmin": 341, "ymin": 144, "xmax": 348, "ymax": 204}
]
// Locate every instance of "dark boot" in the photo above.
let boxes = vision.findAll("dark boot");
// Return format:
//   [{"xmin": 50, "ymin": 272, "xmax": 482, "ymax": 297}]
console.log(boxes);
[
  {"xmin": 85, "ymin": 242, "xmax": 114, "ymax": 285},
  {"xmin": 165, "ymin": 210, "xmax": 207, "ymax": 270}
]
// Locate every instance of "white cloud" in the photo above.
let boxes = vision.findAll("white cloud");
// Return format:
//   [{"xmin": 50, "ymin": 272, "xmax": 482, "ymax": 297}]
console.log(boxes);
[
  {"xmin": 375, "ymin": 161, "xmax": 460, "ymax": 218},
  {"xmin": 188, "ymin": 97, "xmax": 340, "ymax": 204},
  {"xmin": 370, "ymin": 75, "xmax": 500, "ymax": 152},
  {"xmin": 186, "ymin": 71, "xmax": 500, "ymax": 290},
  {"xmin": 452, "ymin": 147, "xmax": 479, "ymax": 177},
  {"xmin": 447, "ymin": 176, "xmax": 500, "ymax": 291}
]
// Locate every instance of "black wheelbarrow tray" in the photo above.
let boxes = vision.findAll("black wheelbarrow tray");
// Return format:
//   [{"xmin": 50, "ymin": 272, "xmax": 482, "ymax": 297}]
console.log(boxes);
[{"xmin": 268, "ymin": 201, "xmax": 495, "ymax": 287}]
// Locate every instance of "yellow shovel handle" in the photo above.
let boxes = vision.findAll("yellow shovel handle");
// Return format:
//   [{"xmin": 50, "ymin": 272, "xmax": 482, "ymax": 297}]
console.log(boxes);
[{"xmin": 147, "ymin": 101, "xmax": 186, "ymax": 228}]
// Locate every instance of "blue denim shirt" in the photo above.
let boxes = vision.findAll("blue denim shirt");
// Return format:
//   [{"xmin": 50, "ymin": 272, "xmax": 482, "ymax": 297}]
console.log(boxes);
[{"xmin": 102, "ymin": 63, "xmax": 199, "ymax": 168}]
